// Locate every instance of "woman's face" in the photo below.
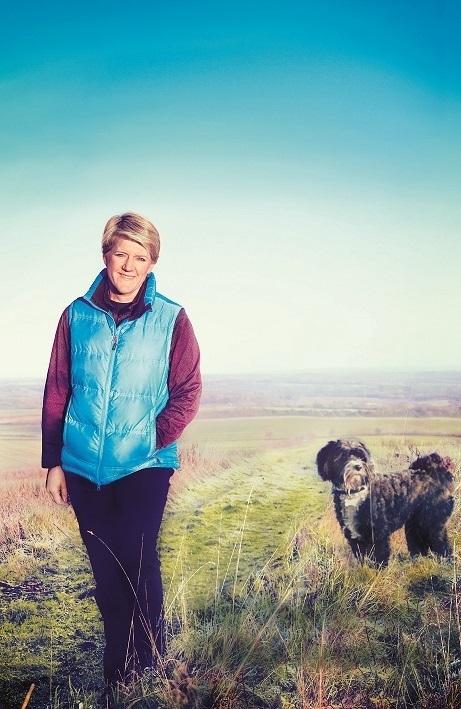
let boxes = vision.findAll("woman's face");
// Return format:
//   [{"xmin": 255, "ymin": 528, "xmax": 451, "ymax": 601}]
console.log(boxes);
[{"xmin": 103, "ymin": 236, "xmax": 154, "ymax": 302}]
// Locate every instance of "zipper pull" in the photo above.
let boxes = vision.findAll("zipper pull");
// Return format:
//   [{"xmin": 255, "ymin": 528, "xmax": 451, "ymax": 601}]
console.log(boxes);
[{"xmin": 112, "ymin": 334, "xmax": 118, "ymax": 350}]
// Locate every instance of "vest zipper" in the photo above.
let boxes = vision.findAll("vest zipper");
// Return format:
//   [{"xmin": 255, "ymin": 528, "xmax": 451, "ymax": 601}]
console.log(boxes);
[
  {"xmin": 95, "ymin": 318, "xmax": 119, "ymax": 490},
  {"xmin": 79, "ymin": 289, "xmax": 153, "ymax": 487}
]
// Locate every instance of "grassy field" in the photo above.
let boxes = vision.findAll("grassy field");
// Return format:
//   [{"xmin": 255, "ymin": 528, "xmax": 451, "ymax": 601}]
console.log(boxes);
[
  {"xmin": 0, "ymin": 417, "xmax": 461, "ymax": 708},
  {"xmin": 2, "ymin": 413, "xmax": 461, "ymax": 472}
]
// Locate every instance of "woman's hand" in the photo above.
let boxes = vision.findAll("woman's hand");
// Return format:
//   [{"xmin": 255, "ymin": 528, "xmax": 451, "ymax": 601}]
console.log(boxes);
[{"xmin": 46, "ymin": 465, "xmax": 68, "ymax": 505}]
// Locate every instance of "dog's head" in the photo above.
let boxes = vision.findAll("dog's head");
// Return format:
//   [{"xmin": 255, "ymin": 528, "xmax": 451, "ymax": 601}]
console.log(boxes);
[{"xmin": 316, "ymin": 439, "xmax": 373, "ymax": 492}]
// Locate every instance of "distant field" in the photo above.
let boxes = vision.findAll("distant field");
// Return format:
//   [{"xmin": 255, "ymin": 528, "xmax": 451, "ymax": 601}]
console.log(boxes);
[
  {"xmin": 183, "ymin": 415, "xmax": 461, "ymax": 451},
  {"xmin": 1, "ymin": 410, "xmax": 460, "ymax": 473}
]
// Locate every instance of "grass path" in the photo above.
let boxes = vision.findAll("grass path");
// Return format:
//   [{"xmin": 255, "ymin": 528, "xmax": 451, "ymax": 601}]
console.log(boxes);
[
  {"xmin": 0, "ymin": 446, "xmax": 327, "ymax": 708},
  {"xmin": 161, "ymin": 446, "xmax": 327, "ymax": 606}
]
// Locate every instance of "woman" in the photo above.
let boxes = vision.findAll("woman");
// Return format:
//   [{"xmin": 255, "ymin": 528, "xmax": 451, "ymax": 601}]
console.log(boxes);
[{"xmin": 42, "ymin": 212, "xmax": 201, "ymax": 689}]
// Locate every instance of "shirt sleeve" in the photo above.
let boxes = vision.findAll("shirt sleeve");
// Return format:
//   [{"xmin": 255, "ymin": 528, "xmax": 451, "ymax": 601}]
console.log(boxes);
[
  {"xmin": 41, "ymin": 308, "xmax": 71, "ymax": 469},
  {"xmin": 156, "ymin": 308, "xmax": 202, "ymax": 449}
]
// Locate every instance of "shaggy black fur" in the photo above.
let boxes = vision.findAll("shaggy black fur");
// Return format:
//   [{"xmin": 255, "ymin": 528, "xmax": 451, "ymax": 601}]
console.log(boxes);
[{"xmin": 316, "ymin": 439, "xmax": 454, "ymax": 566}]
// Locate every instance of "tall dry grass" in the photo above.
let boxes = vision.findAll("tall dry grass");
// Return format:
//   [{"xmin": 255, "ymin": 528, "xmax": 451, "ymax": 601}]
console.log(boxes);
[{"xmin": 2, "ymin": 438, "xmax": 461, "ymax": 708}]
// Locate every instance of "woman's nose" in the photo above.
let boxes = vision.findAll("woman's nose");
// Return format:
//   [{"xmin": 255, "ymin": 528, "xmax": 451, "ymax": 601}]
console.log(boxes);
[{"xmin": 122, "ymin": 258, "xmax": 135, "ymax": 271}]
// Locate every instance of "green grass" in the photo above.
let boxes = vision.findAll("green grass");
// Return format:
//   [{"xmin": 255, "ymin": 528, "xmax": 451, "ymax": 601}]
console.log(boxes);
[
  {"xmin": 161, "ymin": 447, "xmax": 326, "ymax": 605},
  {"xmin": 0, "ymin": 443, "xmax": 328, "ymax": 707},
  {"xmin": 1, "ymin": 421, "xmax": 461, "ymax": 707}
]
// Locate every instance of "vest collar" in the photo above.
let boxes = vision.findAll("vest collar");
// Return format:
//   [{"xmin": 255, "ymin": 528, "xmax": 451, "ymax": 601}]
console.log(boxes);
[{"xmin": 83, "ymin": 269, "xmax": 157, "ymax": 312}]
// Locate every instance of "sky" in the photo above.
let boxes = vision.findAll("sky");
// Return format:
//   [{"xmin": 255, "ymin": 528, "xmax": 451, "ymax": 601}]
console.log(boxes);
[{"xmin": 1, "ymin": 0, "xmax": 460, "ymax": 378}]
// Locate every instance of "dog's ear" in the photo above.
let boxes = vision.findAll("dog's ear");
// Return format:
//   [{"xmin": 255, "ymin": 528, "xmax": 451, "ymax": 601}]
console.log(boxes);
[{"xmin": 316, "ymin": 440, "xmax": 338, "ymax": 481}]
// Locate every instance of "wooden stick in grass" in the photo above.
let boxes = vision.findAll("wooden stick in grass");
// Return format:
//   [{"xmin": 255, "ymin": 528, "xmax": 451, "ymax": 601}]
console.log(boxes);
[{"xmin": 20, "ymin": 683, "xmax": 35, "ymax": 709}]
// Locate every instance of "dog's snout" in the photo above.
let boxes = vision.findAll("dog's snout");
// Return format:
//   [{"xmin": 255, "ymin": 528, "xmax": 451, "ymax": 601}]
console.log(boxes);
[{"xmin": 354, "ymin": 464, "xmax": 362, "ymax": 471}]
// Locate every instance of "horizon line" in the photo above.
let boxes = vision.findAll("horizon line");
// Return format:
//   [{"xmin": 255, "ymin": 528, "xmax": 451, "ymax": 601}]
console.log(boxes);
[{"xmin": 2, "ymin": 367, "xmax": 461, "ymax": 383}]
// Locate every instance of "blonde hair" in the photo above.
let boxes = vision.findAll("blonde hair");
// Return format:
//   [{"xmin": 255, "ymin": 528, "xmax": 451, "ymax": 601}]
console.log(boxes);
[{"xmin": 102, "ymin": 212, "xmax": 160, "ymax": 263}]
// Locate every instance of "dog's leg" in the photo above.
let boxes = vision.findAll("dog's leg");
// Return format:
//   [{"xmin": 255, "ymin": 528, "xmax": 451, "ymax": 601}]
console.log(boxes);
[
  {"xmin": 348, "ymin": 539, "xmax": 377, "ymax": 565},
  {"xmin": 348, "ymin": 538, "xmax": 362, "ymax": 560},
  {"xmin": 373, "ymin": 537, "xmax": 391, "ymax": 567},
  {"xmin": 404, "ymin": 516, "xmax": 430, "ymax": 557},
  {"xmin": 427, "ymin": 497, "xmax": 454, "ymax": 558},
  {"xmin": 348, "ymin": 538, "xmax": 368, "ymax": 562},
  {"xmin": 428, "ymin": 525, "xmax": 453, "ymax": 558}
]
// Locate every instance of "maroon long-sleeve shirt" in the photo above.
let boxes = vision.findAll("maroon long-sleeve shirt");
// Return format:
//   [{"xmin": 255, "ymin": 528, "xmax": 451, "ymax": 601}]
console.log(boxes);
[{"xmin": 41, "ymin": 275, "xmax": 201, "ymax": 469}]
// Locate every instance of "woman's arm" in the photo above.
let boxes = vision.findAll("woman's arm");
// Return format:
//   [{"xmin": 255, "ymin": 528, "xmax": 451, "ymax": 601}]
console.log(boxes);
[
  {"xmin": 41, "ymin": 308, "xmax": 71, "ymax": 470},
  {"xmin": 156, "ymin": 309, "xmax": 202, "ymax": 448}
]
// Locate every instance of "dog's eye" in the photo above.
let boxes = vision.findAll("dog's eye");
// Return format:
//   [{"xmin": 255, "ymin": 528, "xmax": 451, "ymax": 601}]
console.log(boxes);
[
  {"xmin": 352, "ymin": 450, "xmax": 367, "ymax": 461},
  {"xmin": 353, "ymin": 464, "xmax": 362, "ymax": 471}
]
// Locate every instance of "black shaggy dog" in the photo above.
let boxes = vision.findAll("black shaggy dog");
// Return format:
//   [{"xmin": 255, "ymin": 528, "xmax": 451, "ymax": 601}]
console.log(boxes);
[{"xmin": 316, "ymin": 439, "xmax": 454, "ymax": 566}]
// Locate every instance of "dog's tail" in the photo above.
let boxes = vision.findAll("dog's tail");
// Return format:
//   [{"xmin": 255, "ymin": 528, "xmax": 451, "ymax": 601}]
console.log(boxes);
[{"xmin": 410, "ymin": 452, "xmax": 455, "ymax": 489}]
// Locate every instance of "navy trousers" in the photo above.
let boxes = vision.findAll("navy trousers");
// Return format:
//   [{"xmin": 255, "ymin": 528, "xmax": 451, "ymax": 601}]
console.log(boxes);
[{"xmin": 64, "ymin": 467, "xmax": 173, "ymax": 686}]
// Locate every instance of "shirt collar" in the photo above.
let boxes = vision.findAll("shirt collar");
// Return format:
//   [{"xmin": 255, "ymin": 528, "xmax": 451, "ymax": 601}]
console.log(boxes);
[{"xmin": 84, "ymin": 269, "xmax": 152, "ymax": 319}]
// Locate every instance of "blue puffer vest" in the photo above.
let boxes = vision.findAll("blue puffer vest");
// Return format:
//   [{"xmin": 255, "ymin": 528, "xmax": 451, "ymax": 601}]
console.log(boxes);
[{"xmin": 61, "ymin": 269, "xmax": 182, "ymax": 487}]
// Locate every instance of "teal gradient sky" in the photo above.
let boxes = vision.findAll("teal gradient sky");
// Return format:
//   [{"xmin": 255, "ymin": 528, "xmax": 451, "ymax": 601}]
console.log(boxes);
[{"xmin": 2, "ymin": 1, "xmax": 460, "ymax": 377}]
